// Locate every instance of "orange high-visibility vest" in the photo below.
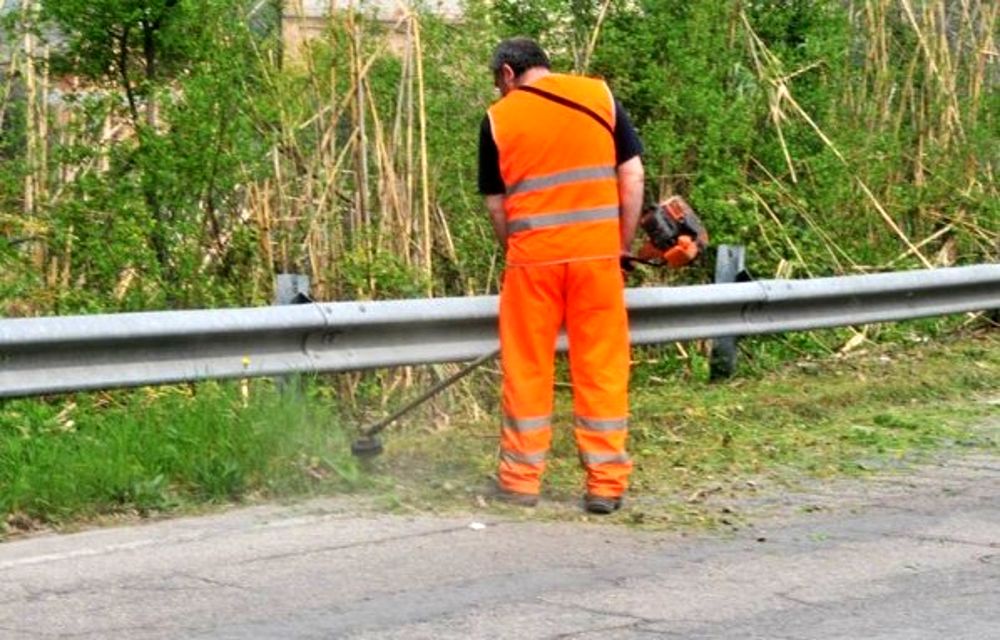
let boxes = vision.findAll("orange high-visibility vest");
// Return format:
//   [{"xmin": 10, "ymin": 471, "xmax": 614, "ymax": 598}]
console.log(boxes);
[{"xmin": 487, "ymin": 74, "xmax": 620, "ymax": 265}]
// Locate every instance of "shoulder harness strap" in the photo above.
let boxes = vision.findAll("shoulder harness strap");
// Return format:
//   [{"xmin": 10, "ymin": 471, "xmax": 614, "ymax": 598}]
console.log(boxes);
[{"xmin": 516, "ymin": 85, "xmax": 614, "ymax": 138}]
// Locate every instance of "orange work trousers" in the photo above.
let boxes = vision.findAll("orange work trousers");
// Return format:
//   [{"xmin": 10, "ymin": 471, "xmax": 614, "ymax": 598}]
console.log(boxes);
[{"xmin": 497, "ymin": 257, "xmax": 632, "ymax": 498}]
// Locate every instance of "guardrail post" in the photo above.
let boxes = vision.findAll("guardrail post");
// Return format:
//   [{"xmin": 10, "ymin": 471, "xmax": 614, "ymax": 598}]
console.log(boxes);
[
  {"xmin": 274, "ymin": 273, "xmax": 312, "ymax": 306},
  {"xmin": 273, "ymin": 274, "xmax": 312, "ymax": 394},
  {"xmin": 709, "ymin": 245, "xmax": 746, "ymax": 380}
]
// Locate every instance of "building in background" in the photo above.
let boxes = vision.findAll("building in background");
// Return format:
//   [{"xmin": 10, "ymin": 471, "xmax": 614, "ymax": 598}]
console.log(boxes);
[
  {"xmin": 1, "ymin": 0, "xmax": 66, "ymax": 78},
  {"xmin": 281, "ymin": 0, "xmax": 461, "ymax": 63},
  {"xmin": 1, "ymin": 0, "xmax": 22, "ymax": 77}
]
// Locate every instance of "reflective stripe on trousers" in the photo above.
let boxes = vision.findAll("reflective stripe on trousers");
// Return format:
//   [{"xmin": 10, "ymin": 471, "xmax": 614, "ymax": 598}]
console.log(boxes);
[
  {"xmin": 497, "ymin": 257, "xmax": 632, "ymax": 497},
  {"xmin": 499, "ymin": 413, "xmax": 552, "ymax": 496}
]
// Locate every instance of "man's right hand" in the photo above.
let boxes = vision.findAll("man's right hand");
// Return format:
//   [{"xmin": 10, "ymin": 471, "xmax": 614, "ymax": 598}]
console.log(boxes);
[{"xmin": 619, "ymin": 253, "xmax": 636, "ymax": 273}]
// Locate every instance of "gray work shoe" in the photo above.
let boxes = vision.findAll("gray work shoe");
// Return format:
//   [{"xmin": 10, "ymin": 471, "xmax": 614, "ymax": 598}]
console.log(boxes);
[
  {"xmin": 584, "ymin": 494, "xmax": 623, "ymax": 514},
  {"xmin": 491, "ymin": 485, "xmax": 540, "ymax": 507}
]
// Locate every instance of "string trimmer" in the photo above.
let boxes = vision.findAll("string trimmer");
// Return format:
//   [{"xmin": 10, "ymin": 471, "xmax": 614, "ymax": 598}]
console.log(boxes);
[{"xmin": 350, "ymin": 349, "xmax": 500, "ymax": 458}]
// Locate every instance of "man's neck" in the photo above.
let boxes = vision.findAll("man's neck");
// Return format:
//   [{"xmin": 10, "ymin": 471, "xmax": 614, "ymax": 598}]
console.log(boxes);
[{"xmin": 515, "ymin": 67, "xmax": 551, "ymax": 89}]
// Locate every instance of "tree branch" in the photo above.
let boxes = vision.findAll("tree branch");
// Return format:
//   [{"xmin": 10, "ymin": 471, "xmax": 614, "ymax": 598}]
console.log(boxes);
[{"xmin": 116, "ymin": 26, "xmax": 140, "ymax": 125}]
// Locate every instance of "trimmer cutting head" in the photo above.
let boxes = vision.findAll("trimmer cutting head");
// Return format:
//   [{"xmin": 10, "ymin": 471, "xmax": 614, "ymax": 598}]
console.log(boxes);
[{"xmin": 350, "ymin": 435, "xmax": 384, "ymax": 459}]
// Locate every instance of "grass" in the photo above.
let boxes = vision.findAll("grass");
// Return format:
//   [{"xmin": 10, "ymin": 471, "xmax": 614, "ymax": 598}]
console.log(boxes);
[
  {"xmin": 0, "ymin": 381, "xmax": 366, "ymax": 536},
  {"xmin": 0, "ymin": 325, "xmax": 996, "ymax": 538}
]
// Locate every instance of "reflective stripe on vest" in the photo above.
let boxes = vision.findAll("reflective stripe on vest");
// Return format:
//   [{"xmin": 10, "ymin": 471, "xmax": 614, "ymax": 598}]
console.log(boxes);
[
  {"xmin": 507, "ymin": 206, "xmax": 619, "ymax": 234},
  {"xmin": 506, "ymin": 165, "xmax": 616, "ymax": 197}
]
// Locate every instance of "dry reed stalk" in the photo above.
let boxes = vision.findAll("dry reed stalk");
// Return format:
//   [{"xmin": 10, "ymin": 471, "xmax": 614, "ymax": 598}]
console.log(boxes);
[
  {"xmin": 899, "ymin": 0, "xmax": 965, "ymax": 143},
  {"xmin": 740, "ymin": 18, "xmax": 798, "ymax": 183},
  {"xmin": 294, "ymin": 13, "xmax": 409, "ymax": 133},
  {"xmin": 252, "ymin": 38, "xmax": 322, "ymax": 278},
  {"xmin": 965, "ymin": 1, "xmax": 996, "ymax": 119},
  {"xmin": 38, "ymin": 45, "xmax": 49, "ymax": 204},
  {"xmin": 750, "ymin": 157, "xmax": 856, "ymax": 271},
  {"xmin": 98, "ymin": 110, "xmax": 112, "ymax": 173},
  {"xmin": 378, "ymin": 370, "xmax": 405, "ymax": 411},
  {"xmin": 56, "ymin": 222, "xmax": 71, "ymax": 293},
  {"xmin": 254, "ymin": 181, "xmax": 276, "ymax": 273},
  {"xmin": 350, "ymin": 10, "xmax": 371, "ymax": 232},
  {"xmin": 751, "ymin": 207, "xmax": 783, "ymax": 264},
  {"xmin": 485, "ymin": 248, "xmax": 499, "ymax": 294},
  {"xmin": 405, "ymin": 23, "xmax": 416, "ymax": 261},
  {"xmin": 434, "ymin": 204, "xmax": 458, "ymax": 265},
  {"xmin": 269, "ymin": 147, "xmax": 291, "ymax": 271},
  {"xmin": 21, "ymin": 0, "xmax": 36, "ymax": 220},
  {"xmin": 364, "ymin": 78, "xmax": 406, "ymax": 255},
  {"xmin": 255, "ymin": 7, "xmax": 424, "ymax": 301},
  {"xmin": 309, "ymin": 47, "xmax": 341, "ymax": 300},
  {"xmin": 891, "ymin": 50, "xmax": 920, "ymax": 139},
  {"xmin": 112, "ymin": 265, "xmax": 138, "ymax": 302},
  {"xmin": 390, "ymin": 28, "xmax": 414, "ymax": 265},
  {"xmin": 20, "ymin": 0, "xmax": 52, "ymax": 272},
  {"xmin": 305, "ymin": 85, "xmax": 361, "ymax": 297},
  {"xmin": 311, "ymin": 127, "xmax": 360, "ymax": 220},
  {"xmin": 769, "ymin": 89, "xmax": 798, "ymax": 184},
  {"xmin": 45, "ymin": 255, "xmax": 58, "ymax": 292},
  {"xmin": 923, "ymin": 208, "xmax": 996, "ymax": 247},
  {"xmin": 580, "ymin": 0, "xmax": 614, "ymax": 73},
  {"xmin": 866, "ymin": 0, "xmax": 892, "ymax": 126},
  {"xmin": 410, "ymin": 12, "xmax": 433, "ymax": 294},
  {"xmin": 390, "ymin": 25, "xmax": 409, "ymax": 159},
  {"xmin": 54, "ymin": 83, "xmax": 80, "ymax": 188},
  {"xmin": 748, "ymin": 187, "xmax": 813, "ymax": 277},
  {"xmin": 884, "ymin": 223, "xmax": 955, "ymax": 268}
]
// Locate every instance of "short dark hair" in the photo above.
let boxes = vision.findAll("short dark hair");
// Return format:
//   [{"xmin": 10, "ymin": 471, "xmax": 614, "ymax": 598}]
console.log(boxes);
[{"xmin": 490, "ymin": 37, "xmax": 551, "ymax": 78}]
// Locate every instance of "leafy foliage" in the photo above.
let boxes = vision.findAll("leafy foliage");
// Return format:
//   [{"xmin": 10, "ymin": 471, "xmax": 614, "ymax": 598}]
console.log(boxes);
[{"xmin": 0, "ymin": 0, "xmax": 995, "ymax": 313}]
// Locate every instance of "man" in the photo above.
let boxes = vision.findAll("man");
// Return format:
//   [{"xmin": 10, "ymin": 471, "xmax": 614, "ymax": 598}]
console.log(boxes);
[{"xmin": 478, "ymin": 37, "xmax": 645, "ymax": 514}]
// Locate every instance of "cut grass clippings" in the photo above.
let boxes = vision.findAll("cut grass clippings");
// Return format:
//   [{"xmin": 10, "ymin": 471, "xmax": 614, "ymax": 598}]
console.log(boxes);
[
  {"xmin": 0, "ymin": 328, "xmax": 996, "ymax": 538},
  {"xmin": 375, "ymin": 328, "xmax": 999, "ymax": 527}
]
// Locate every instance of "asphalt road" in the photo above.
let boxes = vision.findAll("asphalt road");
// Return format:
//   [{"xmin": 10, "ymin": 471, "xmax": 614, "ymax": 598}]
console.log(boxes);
[{"xmin": 1, "ymin": 454, "xmax": 997, "ymax": 639}]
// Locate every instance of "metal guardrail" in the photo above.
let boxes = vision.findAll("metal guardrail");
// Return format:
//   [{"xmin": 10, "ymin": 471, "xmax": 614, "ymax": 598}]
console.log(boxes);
[{"xmin": 1, "ymin": 265, "xmax": 998, "ymax": 398}]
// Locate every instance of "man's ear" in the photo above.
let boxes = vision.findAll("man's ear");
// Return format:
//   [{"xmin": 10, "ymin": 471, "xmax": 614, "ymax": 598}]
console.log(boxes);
[{"xmin": 501, "ymin": 64, "xmax": 516, "ymax": 86}]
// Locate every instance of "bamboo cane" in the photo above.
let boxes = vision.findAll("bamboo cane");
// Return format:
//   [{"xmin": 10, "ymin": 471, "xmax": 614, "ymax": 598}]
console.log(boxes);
[
  {"xmin": 749, "ymin": 157, "xmax": 854, "ymax": 271},
  {"xmin": 899, "ymin": 0, "xmax": 965, "ymax": 142},
  {"xmin": 22, "ymin": 0, "xmax": 36, "ymax": 220},
  {"xmin": 365, "ymin": 79, "xmax": 405, "ymax": 253},
  {"xmin": 405, "ymin": 21, "xmax": 416, "ymax": 262},
  {"xmin": 748, "ymin": 187, "xmax": 813, "ymax": 278},
  {"xmin": 38, "ymin": 44, "xmax": 49, "ymax": 206},
  {"xmin": 412, "ymin": 12, "xmax": 432, "ymax": 294},
  {"xmin": 580, "ymin": 0, "xmax": 614, "ymax": 73},
  {"xmin": 351, "ymin": 10, "xmax": 371, "ymax": 232}
]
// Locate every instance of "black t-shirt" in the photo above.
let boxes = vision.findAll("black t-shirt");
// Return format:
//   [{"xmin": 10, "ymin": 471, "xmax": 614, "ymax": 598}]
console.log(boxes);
[{"xmin": 478, "ymin": 97, "xmax": 644, "ymax": 196}]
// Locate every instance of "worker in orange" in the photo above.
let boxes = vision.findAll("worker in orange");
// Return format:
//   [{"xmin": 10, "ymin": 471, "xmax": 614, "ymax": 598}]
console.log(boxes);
[{"xmin": 478, "ymin": 38, "xmax": 645, "ymax": 514}]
